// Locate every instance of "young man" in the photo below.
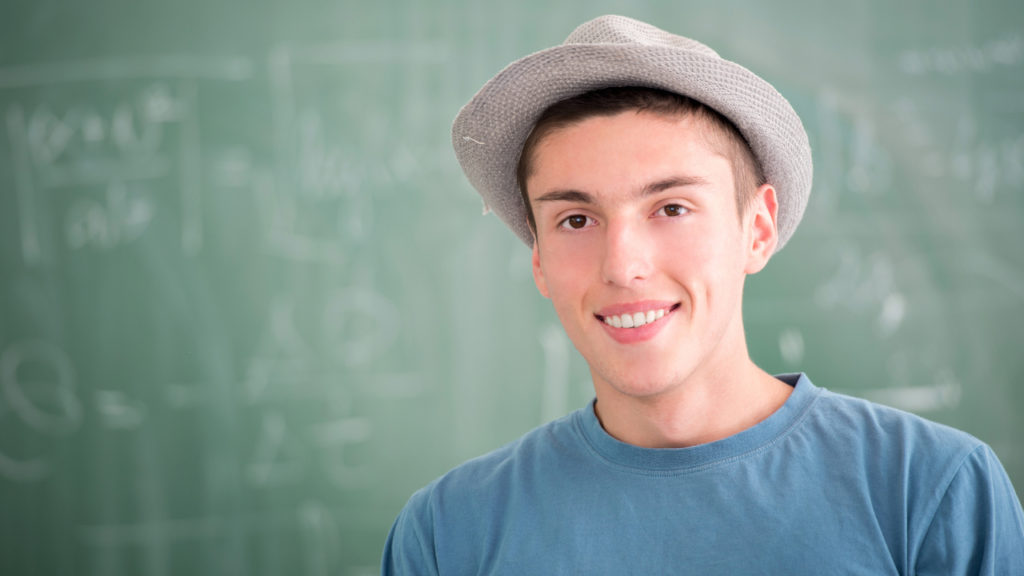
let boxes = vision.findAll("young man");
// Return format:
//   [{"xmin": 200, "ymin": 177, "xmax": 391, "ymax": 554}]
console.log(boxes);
[{"xmin": 383, "ymin": 16, "xmax": 1024, "ymax": 575}]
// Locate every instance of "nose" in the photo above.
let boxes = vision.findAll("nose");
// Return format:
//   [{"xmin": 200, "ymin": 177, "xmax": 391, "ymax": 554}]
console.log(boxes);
[{"xmin": 601, "ymin": 217, "xmax": 653, "ymax": 287}]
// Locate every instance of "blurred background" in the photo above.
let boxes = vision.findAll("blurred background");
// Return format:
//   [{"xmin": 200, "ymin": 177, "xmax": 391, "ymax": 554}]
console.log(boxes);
[{"xmin": 0, "ymin": 0, "xmax": 1022, "ymax": 574}]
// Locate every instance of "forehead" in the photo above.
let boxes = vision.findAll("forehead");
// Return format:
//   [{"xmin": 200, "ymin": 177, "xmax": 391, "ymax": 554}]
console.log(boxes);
[{"xmin": 527, "ymin": 112, "xmax": 729, "ymax": 201}]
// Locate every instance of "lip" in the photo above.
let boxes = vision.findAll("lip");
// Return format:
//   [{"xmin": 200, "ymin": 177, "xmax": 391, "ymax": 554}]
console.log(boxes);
[{"xmin": 595, "ymin": 301, "xmax": 680, "ymax": 345}]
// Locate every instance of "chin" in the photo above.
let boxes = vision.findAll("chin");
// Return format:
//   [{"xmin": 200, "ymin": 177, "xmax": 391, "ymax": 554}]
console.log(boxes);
[{"xmin": 593, "ymin": 361, "xmax": 689, "ymax": 399}]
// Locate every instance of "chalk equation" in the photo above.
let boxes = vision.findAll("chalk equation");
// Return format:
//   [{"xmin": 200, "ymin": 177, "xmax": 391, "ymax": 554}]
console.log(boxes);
[
  {"xmin": 95, "ymin": 389, "xmax": 147, "ymax": 430},
  {"xmin": 247, "ymin": 410, "xmax": 307, "ymax": 487},
  {"xmin": 0, "ymin": 339, "xmax": 82, "ymax": 482},
  {"xmin": 949, "ymin": 119, "xmax": 1024, "ymax": 203},
  {"xmin": 815, "ymin": 246, "xmax": 907, "ymax": 338},
  {"xmin": 0, "ymin": 56, "xmax": 251, "ymax": 265},
  {"xmin": 889, "ymin": 97, "xmax": 1024, "ymax": 205},
  {"xmin": 258, "ymin": 43, "xmax": 448, "ymax": 262},
  {"xmin": 5, "ymin": 82, "xmax": 200, "ymax": 261},
  {"xmin": 812, "ymin": 89, "xmax": 893, "ymax": 216},
  {"xmin": 899, "ymin": 35, "xmax": 1023, "ymax": 76},
  {"xmin": 244, "ymin": 290, "xmax": 404, "ymax": 403},
  {"xmin": 241, "ymin": 290, "xmax": 406, "ymax": 488},
  {"xmin": 842, "ymin": 367, "xmax": 963, "ymax": 414}
]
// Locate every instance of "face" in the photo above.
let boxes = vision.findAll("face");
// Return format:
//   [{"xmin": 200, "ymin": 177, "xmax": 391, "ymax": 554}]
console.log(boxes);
[{"xmin": 528, "ymin": 111, "xmax": 778, "ymax": 399}]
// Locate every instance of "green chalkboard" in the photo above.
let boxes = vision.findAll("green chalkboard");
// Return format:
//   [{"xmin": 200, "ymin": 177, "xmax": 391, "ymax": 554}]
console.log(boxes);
[{"xmin": 1, "ymin": 0, "xmax": 1022, "ymax": 574}]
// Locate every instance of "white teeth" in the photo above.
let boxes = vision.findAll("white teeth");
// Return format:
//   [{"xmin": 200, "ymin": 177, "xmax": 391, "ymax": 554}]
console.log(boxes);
[{"xmin": 602, "ymin": 307, "xmax": 672, "ymax": 329}]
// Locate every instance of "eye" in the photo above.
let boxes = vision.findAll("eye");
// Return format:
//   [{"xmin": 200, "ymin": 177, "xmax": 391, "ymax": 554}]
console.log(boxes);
[
  {"xmin": 654, "ymin": 204, "xmax": 688, "ymax": 217},
  {"xmin": 559, "ymin": 214, "xmax": 594, "ymax": 230}
]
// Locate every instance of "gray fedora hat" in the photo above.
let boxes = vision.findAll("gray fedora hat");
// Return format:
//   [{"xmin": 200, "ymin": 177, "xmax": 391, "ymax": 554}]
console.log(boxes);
[{"xmin": 452, "ymin": 15, "xmax": 813, "ymax": 251}]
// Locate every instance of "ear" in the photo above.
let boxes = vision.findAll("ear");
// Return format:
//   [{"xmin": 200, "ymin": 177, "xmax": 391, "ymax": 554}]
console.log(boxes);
[
  {"xmin": 531, "ymin": 238, "xmax": 551, "ymax": 299},
  {"xmin": 744, "ymin": 183, "xmax": 779, "ymax": 274}
]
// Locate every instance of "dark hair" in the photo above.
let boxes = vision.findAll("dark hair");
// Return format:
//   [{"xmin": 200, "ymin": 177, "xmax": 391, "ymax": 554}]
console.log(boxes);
[{"xmin": 515, "ymin": 87, "xmax": 765, "ymax": 235}]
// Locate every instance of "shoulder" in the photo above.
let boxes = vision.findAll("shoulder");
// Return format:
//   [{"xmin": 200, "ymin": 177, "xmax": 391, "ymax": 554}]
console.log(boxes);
[
  {"xmin": 785, "ymin": 381, "xmax": 989, "ymax": 519},
  {"xmin": 912, "ymin": 434, "xmax": 1024, "ymax": 572},
  {"xmin": 792, "ymin": 382, "xmax": 1024, "ymax": 569},
  {"xmin": 383, "ymin": 410, "xmax": 589, "ymax": 573},
  {"xmin": 803, "ymin": 386, "xmax": 983, "ymax": 471},
  {"xmin": 395, "ymin": 407, "xmax": 587, "ymax": 523}
]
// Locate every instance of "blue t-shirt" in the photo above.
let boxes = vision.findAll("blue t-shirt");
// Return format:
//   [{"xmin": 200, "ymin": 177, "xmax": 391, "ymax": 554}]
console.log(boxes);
[{"xmin": 382, "ymin": 374, "xmax": 1024, "ymax": 575}]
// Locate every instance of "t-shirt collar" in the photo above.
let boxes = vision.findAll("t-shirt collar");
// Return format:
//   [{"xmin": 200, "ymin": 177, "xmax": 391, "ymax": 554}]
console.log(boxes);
[{"xmin": 574, "ymin": 373, "xmax": 821, "ymax": 473}]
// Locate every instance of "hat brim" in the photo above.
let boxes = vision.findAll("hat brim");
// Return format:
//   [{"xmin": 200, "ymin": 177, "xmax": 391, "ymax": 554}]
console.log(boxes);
[{"xmin": 452, "ymin": 43, "xmax": 813, "ymax": 251}]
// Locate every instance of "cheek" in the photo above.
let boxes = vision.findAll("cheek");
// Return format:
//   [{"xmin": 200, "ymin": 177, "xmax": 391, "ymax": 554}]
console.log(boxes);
[
  {"xmin": 539, "ymin": 240, "xmax": 601, "ymax": 313},
  {"xmin": 654, "ymin": 219, "xmax": 743, "ymax": 290}
]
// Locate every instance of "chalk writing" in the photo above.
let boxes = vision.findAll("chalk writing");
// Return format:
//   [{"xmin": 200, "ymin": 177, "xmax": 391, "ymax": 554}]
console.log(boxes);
[
  {"xmin": 950, "ymin": 118, "xmax": 1024, "ymax": 202},
  {"xmin": 65, "ymin": 179, "xmax": 156, "ymax": 249},
  {"xmin": 244, "ymin": 297, "xmax": 319, "ymax": 403},
  {"xmin": 0, "ymin": 340, "xmax": 82, "ymax": 436},
  {"xmin": 244, "ymin": 291, "xmax": 406, "ymax": 410},
  {"xmin": 899, "ymin": 35, "xmax": 1023, "ymax": 75},
  {"xmin": 299, "ymin": 501, "xmax": 339, "ymax": 576},
  {"xmin": 813, "ymin": 89, "xmax": 893, "ymax": 216},
  {"xmin": 3, "ymin": 77, "xmax": 206, "ymax": 261},
  {"xmin": 95, "ymin": 389, "xmax": 147, "ymax": 429},
  {"xmin": 845, "ymin": 115, "xmax": 892, "ymax": 195},
  {"xmin": 211, "ymin": 147, "xmax": 252, "ymax": 188},
  {"xmin": 0, "ymin": 340, "xmax": 81, "ymax": 482},
  {"xmin": 247, "ymin": 411, "xmax": 306, "ymax": 486},
  {"xmin": 778, "ymin": 328, "xmax": 805, "ymax": 366},
  {"xmin": 311, "ymin": 417, "xmax": 372, "ymax": 488},
  {"xmin": 6, "ymin": 104, "xmax": 42, "ymax": 263},
  {"xmin": 237, "ymin": 290, "xmax": 387, "ymax": 489},
  {"xmin": 539, "ymin": 324, "xmax": 570, "ymax": 423},
  {"xmin": 0, "ymin": 396, "xmax": 49, "ymax": 482},
  {"xmin": 323, "ymin": 288, "xmax": 401, "ymax": 368},
  {"xmin": 261, "ymin": 43, "xmax": 446, "ymax": 263},
  {"xmin": 860, "ymin": 368, "xmax": 962, "ymax": 413},
  {"xmin": 892, "ymin": 99, "xmax": 1024, "ymax": 200},
  {"xmin": 815, "ymin": 247, "xmax": 906, "ymax": 338},
  {"xmin": 0, "ymin": 55, "xmax": 253, "ymax": 89},
  {"xmin": 251, "ymin": 168, "xmax": 345, "ymax": 263}
]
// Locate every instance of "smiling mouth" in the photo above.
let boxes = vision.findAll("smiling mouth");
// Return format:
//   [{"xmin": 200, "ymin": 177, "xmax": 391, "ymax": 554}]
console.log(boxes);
[{"xmin": 596, "ymin": 303, "xmax": 681, "ymax": 329}]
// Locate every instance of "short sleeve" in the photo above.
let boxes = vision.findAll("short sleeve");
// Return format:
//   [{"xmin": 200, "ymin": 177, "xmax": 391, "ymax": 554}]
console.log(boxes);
[
  {"xmin": 381, "ymin": 487, "xmax": 441, "ymax": 576},
  {"xmin": 914, "ymin": 444, "xmax": 1024, "ymax": 575}
]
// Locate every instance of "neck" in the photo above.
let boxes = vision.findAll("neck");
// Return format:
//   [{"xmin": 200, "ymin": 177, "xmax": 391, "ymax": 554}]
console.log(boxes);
[{"xmin": 590, "ymin": 314, "xmax": 792, "ymax": 449}]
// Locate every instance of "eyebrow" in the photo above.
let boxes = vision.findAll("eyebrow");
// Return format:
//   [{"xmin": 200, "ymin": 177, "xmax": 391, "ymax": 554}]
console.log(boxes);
[
  {"xmin": 640, "ymin": 176, "xmax": 711, "ymax": 197},
  {"xmin": 533, "ymin": 189, "xmax": 596, "ymax": 204},
  {"xmin": 532, "ymin": 176, "xmax": 711, "ymax": 205}
]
